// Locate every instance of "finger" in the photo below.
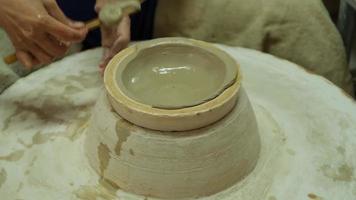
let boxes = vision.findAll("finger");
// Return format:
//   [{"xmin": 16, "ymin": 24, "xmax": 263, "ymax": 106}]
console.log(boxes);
[
  {"xmin": 33, "ymin": 33, "xmax": 68, "ymax": 57},
  {"xmin": 42, "ymin": 16, "xmax": 88, "ymax": 42},
  {"xmin": 100, "ymin": 56, "xmax": 111, "ymax": 70},
  {"xmin": 99, "ymin": 48, "xmax": 110, "ymax": 69},
  {"xmin": 95, "ymin": 0, "xmax": 109, "ymax": 13},
  {"xmin": 16, "ymin": 50, "xmax": 33, "ymax": 69},
  {"xmin": 100, "ymin": 14, "xmax": 130, "ymax": 48},
  {"xmin": 44, "ymin": 0, "xmax": 71, "ymax": 24},
  {"xmin": 112, "ymin": 15, "xmax": 131, "ymax": 51},
  {"xmin": 28, "ymin": 43, "xmax": 54, "ymax": 65},
  {"xmin": 31, "ymin": 58, "xmax": 41, "ymax": 67},
  {"xmin": 117, "ymin": 15, "xmax": 131, "ymax": 39},
  {"xmin": 100, "ymin": 39, "xmax": 125, "ymax": 70},
  {"xmin": 101, "ymin": 25, "xmax": 116, "ymax": 48},
  {"xmin": 100, "ymin": 16, "xmax": 131, "ymax": 70},
  {"xmin": 16, "ymin": 50, "xmax": 40, "ymax": 69},
  {"xmin": 102, "ymin": 47, "xmax": 110, "ymax": 62},
  {"xmin": 100, "ymin": 58, "xmax": 109, "ymax": 75},
  {"xmin": 109, "ymin": 37, "xmax": 129, "ymax": 57},
  {"xmin": 101, "ymin": 16, "xmax": 130, "ymax": 56},
  {"xmin": 44, "ymin": 0, "xmax": 86, "ymax": 29},
  {"xmin": 100, "ymin": 68, "xmax": 105, "ymax": 76},
  {"xmin": 105, "ymin": 16, "xmax": 131, "ymax": 60}
]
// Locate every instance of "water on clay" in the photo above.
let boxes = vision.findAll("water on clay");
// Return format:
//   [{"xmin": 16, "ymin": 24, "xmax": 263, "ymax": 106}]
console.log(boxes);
[{"xmin": 121, "ymin": 44, "xmax": 227, "ymax": 108}]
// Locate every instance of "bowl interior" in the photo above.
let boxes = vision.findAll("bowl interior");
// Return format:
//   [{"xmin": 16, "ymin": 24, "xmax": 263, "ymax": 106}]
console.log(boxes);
[{"xmin": 119, "ymin": 44, "xmax": 228, "ymax": 109}]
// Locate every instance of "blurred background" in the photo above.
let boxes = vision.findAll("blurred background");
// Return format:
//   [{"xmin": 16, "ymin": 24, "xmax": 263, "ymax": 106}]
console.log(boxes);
[{"xmin": 324, "ymin": 0, "xmax": 356, "ymax": 96}]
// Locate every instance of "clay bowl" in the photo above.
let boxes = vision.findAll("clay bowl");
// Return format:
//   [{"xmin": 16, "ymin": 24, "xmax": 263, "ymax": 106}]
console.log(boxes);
[
  {"xmin": 85, "ymin": 38, "xmax": 261, "ymax": 199},
  {"xmin": 104, "ymin": 37, "xmax": 240, "ymax": 131}
]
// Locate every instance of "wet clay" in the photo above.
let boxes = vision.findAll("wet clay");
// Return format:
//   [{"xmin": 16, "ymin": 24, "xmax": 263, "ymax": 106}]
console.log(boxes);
[
  {"xmin": 105, "ymin": 38, "xmax": 241, "ymax": 131},
  {"xmin": 121, "ymin": 44, "xmax": 237, "ymax": 109},
  {"xmin": 99, "ymin": 0, "xmax": 141, "ymax": 26},
  {"xmin": 85, "ymin": 88, "xmax": 260, "ymax": 199},
  {"xmin": 1, "ymin": 46, "xmax": 356, "ymax": 200},
  {"xmin": 116, "ymin": 39, "xmax": 238, "ymax": 109}
]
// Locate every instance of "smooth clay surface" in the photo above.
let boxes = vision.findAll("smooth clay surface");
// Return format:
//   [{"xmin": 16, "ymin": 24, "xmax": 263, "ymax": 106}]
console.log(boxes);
[
  {"xmin": 85, "ymin": 87, "xmax": 260, "ymax": 199},
  {"xmin": 105, "ymin": 38, "xmax": 240, "ymax": 132},
  {"xmin": 114, "ymin": 38, "xmax": 238, "ymax": 109},
  {"xmin": 0, "ymin": 46, "xmax": 355, "ymax": 200},
  {"xmin": 122, "ymin": 44, "xmax": 227, "ymax": 108}
]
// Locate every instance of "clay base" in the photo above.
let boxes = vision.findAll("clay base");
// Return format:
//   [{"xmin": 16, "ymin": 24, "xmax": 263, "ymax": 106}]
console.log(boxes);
[{"xmin": 85, "ymin": 88, "xmax": 260, "ymax": 199}]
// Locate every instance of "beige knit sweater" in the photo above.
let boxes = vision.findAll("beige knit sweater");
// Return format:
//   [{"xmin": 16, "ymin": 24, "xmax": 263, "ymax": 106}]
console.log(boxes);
[{"xmin": 154, "ymin": 0, "xmax": 354, "ymax": 94}]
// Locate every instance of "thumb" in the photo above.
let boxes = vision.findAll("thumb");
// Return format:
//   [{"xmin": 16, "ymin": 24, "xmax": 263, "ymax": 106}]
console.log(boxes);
[
  {"xmin": 44, "ymin": 16, "xmax": 88, "ymax": 43},
  {"xmin": 101, "ymin": 25, "xmax": 116, "ymax": 48}
]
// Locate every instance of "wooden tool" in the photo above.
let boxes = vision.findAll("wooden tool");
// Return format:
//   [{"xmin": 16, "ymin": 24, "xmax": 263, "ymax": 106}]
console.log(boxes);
[{"xmin": 3, "ymin": 18, "xmax": 101, "ymax": 65}]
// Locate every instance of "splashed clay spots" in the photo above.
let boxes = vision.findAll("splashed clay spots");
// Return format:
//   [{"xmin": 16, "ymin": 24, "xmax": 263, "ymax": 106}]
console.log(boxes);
[
  {"xmin": 2, "ymin": 102, "xmax": 65, "ymax": 132},
  {"xmin": 25, "ymin": 156, "xmax": 38, "ymax": 175},
  {"xmin": 268, "ymin": 196, "xmax": 277, "ymax": 200},
  {"xmin": 286, "ymin": 149, "xmax": 296, "ymax": 156},
  {"xmin": 1, "ymin": 42, "xmax": 356, "ymax": 200},
  {"xmin": 99, "ymin": 178, "xmax": 120, "ymax": 191},
  {"xmin": 1, "ymin": 70, "xmax": 98, "ymax": 133},
  {"xmin": 308, "ymin": 193, "xmax": 322, "ymax": 199},
  {"xmin": 0, "ymin": 169, "xmax": 7, "ymax": 188},
  {"xmin": 18, "ymin": 120, "xmax": 89, "ymax": 148},
  {"xmin": 64, "ymin": 85, "xmax": 83, "ymax": 95},
  {"xmin": 46, "ymin": 70, "xmax": 99, "ymax": 90},
  {"xmin": 2, "ymin": 110, "xmax": 18, "ymax": 132},
  {"xmin": 74, "ymin": 184, "xmax": 116, "ymax": 200},
  {"xmin": 74, "ymin": 178, "xmax": 119, "ymax": 200},
  {"xmin": 62, "ymin": 110, "xmax": 91, "ymax": 142},
  {"xmin": 32, "ymin": 132, "xmax": 52, "ymax": 145},
  {"xmin": 19, "ymin": 132, "xmax": 60, "ymax": 149},
  {"xmin": 14, "ymin": 102, "xmax": 64, "ymax": 123},
  {"xmin": 336, "ymin": 146, "xmax": 345, "ymax": 155},
  {"xmin": 98, "ymin": 143, "xmax": 111, "ymax": 177},
  {"xmin": 16, "ymin": 182, "xmax": 24, "ymax": 192},
  {"xmin": 321, "ymin": 164, "xmax": 354, "ymax": 182},
  {"xmin": 115, "ymin": 119, "xmax": 132, "ymax": 157},
  {"xmin": 64, "ymin": 71, "xmax": 101, "ymax": 89},
  {"xmin": 0, "ymin": 150, "xmax": 24, "ymax": 162},
  {"xmin": 129, "ymin": 149, "xmax": 135, "ymax": 156}
]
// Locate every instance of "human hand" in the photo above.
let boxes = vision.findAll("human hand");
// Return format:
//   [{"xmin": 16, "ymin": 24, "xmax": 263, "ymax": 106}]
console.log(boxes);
[
  {"xmin": 0, "ymin": 0, "xmax": 88, "ymax": 69},
  {"xmin": 96, "ymin": 0, "xmax": 132, "ymax": 74},
  {"xmin": 99, "ymin": 15, "xmax": 130, "ymax": 74},
  {"xmin": 96, "ymin": 1, "xmax": 131, "ymax": 74}
]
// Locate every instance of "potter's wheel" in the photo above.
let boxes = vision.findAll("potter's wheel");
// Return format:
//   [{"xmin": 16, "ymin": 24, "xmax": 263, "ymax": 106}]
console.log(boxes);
[{"xmin": 0, "ymin": 45, "xmax": 356, "ymax": 200}]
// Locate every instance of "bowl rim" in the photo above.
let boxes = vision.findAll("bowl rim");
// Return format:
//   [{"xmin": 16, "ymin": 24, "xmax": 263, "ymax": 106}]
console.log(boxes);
[
  {"xmin": 113, "ymin": 38, "xmax": 238, "ymax": 109},
  {"xmin": 104, "ymin": 37, "xmax": 241, "ymax": 118}
]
